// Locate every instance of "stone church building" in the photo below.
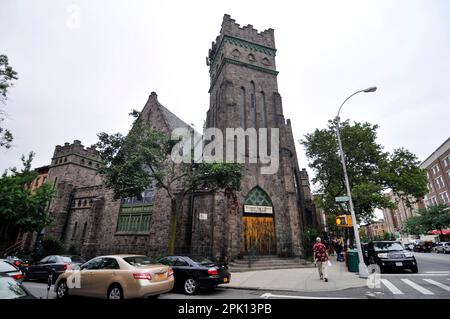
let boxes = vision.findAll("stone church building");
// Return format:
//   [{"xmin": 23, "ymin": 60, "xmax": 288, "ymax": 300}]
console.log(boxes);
[{"xmin": 25, "ymin": 15, "xmax": 319, "ymax": 261}]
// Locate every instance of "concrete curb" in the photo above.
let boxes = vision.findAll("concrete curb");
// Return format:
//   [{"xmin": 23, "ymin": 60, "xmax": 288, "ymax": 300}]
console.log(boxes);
[{"xmin": 221, "ymin": 283, "xmax": 368, "ymax": 293}]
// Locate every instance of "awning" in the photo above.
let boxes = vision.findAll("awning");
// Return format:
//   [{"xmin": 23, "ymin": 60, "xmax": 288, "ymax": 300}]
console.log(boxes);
[{"xmin": 430, "ymin": 229, "xmax": 450, "ymax": 235}]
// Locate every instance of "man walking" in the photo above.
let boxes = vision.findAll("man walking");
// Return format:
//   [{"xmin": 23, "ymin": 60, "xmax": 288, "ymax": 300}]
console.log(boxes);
[{"xmin": 313, "ymin": 237, "xmax": 329, "ymax": 282}]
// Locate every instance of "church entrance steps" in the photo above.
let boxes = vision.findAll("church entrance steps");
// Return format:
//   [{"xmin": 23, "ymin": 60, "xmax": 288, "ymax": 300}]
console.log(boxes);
[{"xmin": 227, "ymin": 257, "xmax": 314, "ymax": 272}]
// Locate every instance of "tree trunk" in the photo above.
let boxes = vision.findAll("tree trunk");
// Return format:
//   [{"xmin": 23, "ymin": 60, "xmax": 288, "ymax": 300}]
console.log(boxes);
[{"xmin": 168, "ymin": 195, "xmax": 183, "ymax": 255}]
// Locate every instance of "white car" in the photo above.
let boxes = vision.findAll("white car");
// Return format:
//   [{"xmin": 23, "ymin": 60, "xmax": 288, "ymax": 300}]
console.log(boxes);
[{"xmin": 435, "ymin": 242, "xmax": 450, "ymax": 254}]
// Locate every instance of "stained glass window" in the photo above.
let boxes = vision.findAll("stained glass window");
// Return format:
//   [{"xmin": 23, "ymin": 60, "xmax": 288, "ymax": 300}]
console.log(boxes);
[{"xmin": 244, "ymin": 187, "xmax": 272, "ymax": 207}]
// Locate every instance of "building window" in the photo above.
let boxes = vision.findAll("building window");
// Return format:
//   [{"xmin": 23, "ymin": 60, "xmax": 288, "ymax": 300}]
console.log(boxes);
[
  {"xmin": 260, "ymin": 91, "xmax": 267, "ymax": 129},
  {"xmin": 72, "ymin": 222, "xmax": 78, "ymax": 240},
  {"xmin": 444, "ymin": 156, "xmax": 450, "ymax": 167},
  {"xmin": 447, "ymin": 170, "xmax": 450, "ymax": 180},
  {"xmin": 432, "ymin": 164, "xmax": 440, "ymax": 175},
  {"xmin": 117, "ymin": 185, "xmax": 155, "ymax": 234},
  {"xmin": 440, "ymin": 192, "xmax": 449, "ymax": 204},
  {"xmin": 435, "ymin": 176, "xmax": 444, "ymax": 189},
  {"xmin": 250, "ymin": 81, "xmax": 256, "ymax": 128},
  {"xmin": 240, "ymin": 87, "xmax": 246, "ymax": 129},
  {"xmin": 81, "ymin": 222, "xmax": 88, "ymax": 240},
  {"xmin": 116, "ymin": 208, "xmax": 152, "ymax": 233}
]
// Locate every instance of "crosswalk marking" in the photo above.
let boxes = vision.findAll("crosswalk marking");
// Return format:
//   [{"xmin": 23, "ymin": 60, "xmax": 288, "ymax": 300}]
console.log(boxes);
[
  {"xmin": 423, "ymin": 279, "xmax": 450, "ymax": 292},
  {"xmin": 425, "ymin": 271, "xmax": 450, "ymax": 274},
  {"xmin": 380, "ymin": 279, "xmax": 403, "ymax": 295},
  {"xmin": 401, "ymin": 279, "xmax": 434, "ymax": 295}
]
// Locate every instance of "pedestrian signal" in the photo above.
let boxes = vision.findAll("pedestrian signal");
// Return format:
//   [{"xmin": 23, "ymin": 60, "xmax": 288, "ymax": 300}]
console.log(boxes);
[{"xmin": 336, "ymin": 215, "xmax": 353, "ymax": 227}]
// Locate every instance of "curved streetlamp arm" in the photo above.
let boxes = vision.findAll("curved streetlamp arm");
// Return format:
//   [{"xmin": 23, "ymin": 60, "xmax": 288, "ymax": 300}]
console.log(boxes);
[{"xmin": 336, "ymin": 90, "xmax": 364, "ymax": 119}]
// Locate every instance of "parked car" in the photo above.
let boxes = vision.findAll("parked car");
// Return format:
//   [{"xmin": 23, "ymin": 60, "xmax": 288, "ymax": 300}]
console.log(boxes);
[
  {"xmin": 24, "ymin": 255, "xmax": 85, "ymax": 283},
  {"xmin": 413, "ymin": 240, "xmax": 433, "ymax": 253},
  {"xmin": 0, "ymin": 259, "xmax": 25, "ymax": 281},
  {"xmin": 0, "ymin": 273, "xmax": 36, "ymax": 299},
  {"xmin": 404, "ymin": 242, "xmax": 415, "ymax": 251},
  {"xmin": 157, "ymin": 255, "xmax": 230, "ymax": 295},
  {"xmin": 435, "ymin": 242, "xmax": 450, "ymax": 254},
  {"xmin": 364, "ymin": 241, "xmax": 418, "ymax": 273},
  {"xmin": 54, "ymin": 255, "xmax": 174, "ymax": 299},
  {"xmin": 5, "ymin": 255, "xmax": 34, "ymax": 273}
]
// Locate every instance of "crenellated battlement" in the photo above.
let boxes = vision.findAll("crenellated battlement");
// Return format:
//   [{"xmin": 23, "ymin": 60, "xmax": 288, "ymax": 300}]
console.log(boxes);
[
  {"xmin": 219, "ymin": 14, "xmax": 275, "ymax": 48},
  {"xmin": 53, "ymin": 140, "xmax": 101, "ymax": 162}
]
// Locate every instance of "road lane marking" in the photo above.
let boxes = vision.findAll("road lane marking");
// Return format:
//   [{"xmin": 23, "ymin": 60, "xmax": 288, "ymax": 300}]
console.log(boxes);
[
  {"xmin": 380, "ymin": 279, "xmax": 403, "ymax": 295},
  {"xmin": 260, "ymin": 293, "xmax": 353, "ymax": 299},
  {"xmin": 423, "ymin": 279, "xmax": 450, "ymax": 292},
  {"xmin": 401, "ymin": 279, "xmax": 434, "ymax": 295}
]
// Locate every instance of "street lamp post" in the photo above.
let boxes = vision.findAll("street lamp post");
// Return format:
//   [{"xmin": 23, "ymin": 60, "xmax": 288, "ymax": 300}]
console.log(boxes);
[{"xmin": 335, "ymin": 86, "xmax": 377, "ymax": 279}]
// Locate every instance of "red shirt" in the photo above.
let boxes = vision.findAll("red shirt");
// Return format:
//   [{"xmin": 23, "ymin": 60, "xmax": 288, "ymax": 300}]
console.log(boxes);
[{"xmin": 313, "ymin": 242, "xmax": 328, "ymax": 262}]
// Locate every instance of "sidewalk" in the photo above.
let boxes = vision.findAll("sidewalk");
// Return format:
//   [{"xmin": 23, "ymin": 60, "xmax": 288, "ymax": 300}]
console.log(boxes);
[{"xmin": 225, "ymin": 260, "xmax": 367, "ymax": 292}]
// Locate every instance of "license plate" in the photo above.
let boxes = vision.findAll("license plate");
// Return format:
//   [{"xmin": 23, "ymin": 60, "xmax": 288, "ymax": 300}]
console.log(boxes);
[
  {"xmin": 223, "ymin": 277, "xmax": 229, "ymax": 283},
  {"xmin": 395, "ymin": 262, "xmax": 403, "ymax": 266}
]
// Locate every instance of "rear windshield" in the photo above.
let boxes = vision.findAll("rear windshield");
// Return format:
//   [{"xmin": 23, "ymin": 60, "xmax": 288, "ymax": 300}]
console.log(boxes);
[
  {"xmin": 374, "ymin": 242, "xmax": 404, "ymax": 252},
  {"xmin": 0, "ymin": 261, "xmax": 17, "ymax": 272},
  {"xmin": 123, "ymin": 256, "xmax": 153, "ymax": 267},
  {"xmin": 188, "ymin": 256, "xmax": 214, "ymax": 265},
  {"xmin": 0, "ymin": 277, "xmax": 27, "ymax": 299},
  {"xmin": 61, "ymin": 256, "xmax": 84, "ymax": 263}
]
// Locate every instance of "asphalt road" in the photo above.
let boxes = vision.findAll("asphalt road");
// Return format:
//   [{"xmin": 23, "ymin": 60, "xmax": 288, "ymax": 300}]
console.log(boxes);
[{"xmin": 22, "ymin": 252, "xmax": 450, "ymax": 300}]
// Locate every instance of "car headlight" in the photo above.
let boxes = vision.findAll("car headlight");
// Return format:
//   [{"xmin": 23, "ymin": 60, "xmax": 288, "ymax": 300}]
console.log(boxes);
[
  {"xmin": 404, "ymin": 252, "xmax": 413, "ymax": 258},
  {"xmin": 377, "ymin": 253, "xmax": 388, "ymax": 258}
]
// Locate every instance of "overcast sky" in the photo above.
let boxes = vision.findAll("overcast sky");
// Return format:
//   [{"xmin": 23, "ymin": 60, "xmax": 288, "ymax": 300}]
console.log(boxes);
[{"xmin": 1, "ymin": 0, "xmax": 449, "ymax": 190}]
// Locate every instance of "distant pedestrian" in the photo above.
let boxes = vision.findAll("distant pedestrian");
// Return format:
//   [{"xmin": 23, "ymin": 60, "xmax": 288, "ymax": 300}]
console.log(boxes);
[
  {"xmin": 313, "ymin": 237, "xmax": 329, "ymax": 282},
  {"xmin": 335, "ymin": 240, "xmax": 343, "ymax": 262}
]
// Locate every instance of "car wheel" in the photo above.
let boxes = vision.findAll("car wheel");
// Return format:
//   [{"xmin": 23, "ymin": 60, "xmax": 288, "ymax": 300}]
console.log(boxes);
[
  {"xmin": 107, "ymin": 284, "xmax": 123, "ymax": 300},
  {"xmin": 56, "ymin": 280, "xmax": 69, "ymax": 299},
  {"xmin": 183, "ymin": 277, "xmax": 198, "ymax": 295},
  {"xmin": 411, "ymin": 265, "xmax": 418, "ymax": 273}
]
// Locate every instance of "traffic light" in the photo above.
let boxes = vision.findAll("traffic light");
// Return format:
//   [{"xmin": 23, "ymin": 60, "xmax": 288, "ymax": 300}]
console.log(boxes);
[{"xmin": 336, "ymin": 215, "xmax": 353, "ymax": 227}]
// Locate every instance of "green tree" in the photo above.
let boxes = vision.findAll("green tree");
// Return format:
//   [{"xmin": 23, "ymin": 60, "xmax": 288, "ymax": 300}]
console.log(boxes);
[
  {"xmin": 0, "ymin": 55, "xmax": 19, "ymax": 149},
  {"xmin": 301, "ymin": 119, "xmax": 427, "ymax": 224},
  {"xmin": 404, "ymin": 205, "xmax": 450, "ymax": 241},
  {"xmin": 0, "ymin": 152, "xmax": 55, "ymax": 233},
  {"xmin": 96, "ymin": 116, "xmax": 243, "ymax": 255}
]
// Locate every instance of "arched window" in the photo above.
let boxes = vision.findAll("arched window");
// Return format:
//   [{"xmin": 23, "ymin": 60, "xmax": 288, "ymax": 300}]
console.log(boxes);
[
  {"xmin": 250, "ymin": 81, "xmax": 256, "ymax": 128},
  {"xmin": 72, "ymin": 222, "xmax": 78, "ymax": 240},
  {"xmin": 81, "ymin": 222, "xmax": 88, "ymax": 240},
  {"xmin": 260, "ymin": 91, "xmax": 267, "ymax": 128},
  {"xmin": 240, "ymin": 87, "xmax": 246, "ymax": 129},
  {"xmin": 244, "ymin": 187, "xmax": 272, "ymax": 207}
]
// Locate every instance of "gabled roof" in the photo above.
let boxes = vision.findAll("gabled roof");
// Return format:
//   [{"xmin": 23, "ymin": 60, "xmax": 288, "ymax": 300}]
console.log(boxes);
[{"xmin": 142, "ymin": 92, "xmax": 196, "ymax": 133}]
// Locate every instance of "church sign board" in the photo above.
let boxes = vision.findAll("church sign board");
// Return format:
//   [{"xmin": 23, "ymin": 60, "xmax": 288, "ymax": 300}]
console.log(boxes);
[{"xmin": 244, "ymin": 205, "xmax": 273, "ymax": 215}]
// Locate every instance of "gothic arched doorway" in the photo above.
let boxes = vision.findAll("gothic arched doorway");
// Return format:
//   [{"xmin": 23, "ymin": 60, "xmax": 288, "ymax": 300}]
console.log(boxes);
[{"xmin": 242, "ymin": 187, "xmax": 276, "ymax": 255}]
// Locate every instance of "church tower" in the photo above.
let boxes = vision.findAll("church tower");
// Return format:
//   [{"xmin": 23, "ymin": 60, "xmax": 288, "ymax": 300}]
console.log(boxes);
[{"xmin": 198, "ymin": 14, "xmax": 310, "ymax": 259}]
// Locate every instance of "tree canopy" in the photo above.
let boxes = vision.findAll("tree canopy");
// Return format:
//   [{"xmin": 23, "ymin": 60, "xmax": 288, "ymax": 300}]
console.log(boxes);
[
  {"xmin": 0, "ymin": 152, "xmax": 55, "ymax": 232},
  {"xmin": 0, "ymin": 54, "xmax": 18, "ymax": 149},
  {"xmin": 404, "ymin": 205, "xmax": 450, "ymax": 240},
  {"xmin": 96, "ymin": 115, "xmax": 243, "ymax": 254},
  {"xmin": 301, "ymin": 119, "xmax": 428, "ymax": 224}
]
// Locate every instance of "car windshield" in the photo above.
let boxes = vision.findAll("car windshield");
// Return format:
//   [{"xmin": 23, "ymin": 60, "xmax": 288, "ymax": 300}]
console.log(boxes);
[
  {"xmin": 0, "ymin": 277, "xmax": 27, "ymax": 299},
  {"xmin": 374, "ymin": 242, "xmax": 404, "ymax": 252},
  {"xmin": 188, "ymin": 256, "xmax": 214, "ymax": 265},
  {"xmin": 0, "ymin": 261, "xmax": 17, "ymax": 272},
  {"xmin": 123, "ymin": 256, "xmax": 153, "ymax": 267}
]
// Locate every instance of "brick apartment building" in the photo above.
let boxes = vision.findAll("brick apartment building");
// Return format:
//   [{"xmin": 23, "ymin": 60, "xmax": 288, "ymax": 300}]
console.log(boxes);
[{"xmin": 420, "ymin": 137, "xmax": 450, "ymax": 207}]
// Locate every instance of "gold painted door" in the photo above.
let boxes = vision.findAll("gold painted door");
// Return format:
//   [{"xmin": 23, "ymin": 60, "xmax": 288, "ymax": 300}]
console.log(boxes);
[{"xmin": 242, "ymin": 216, "xmax": 276, "ymax": 255}]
